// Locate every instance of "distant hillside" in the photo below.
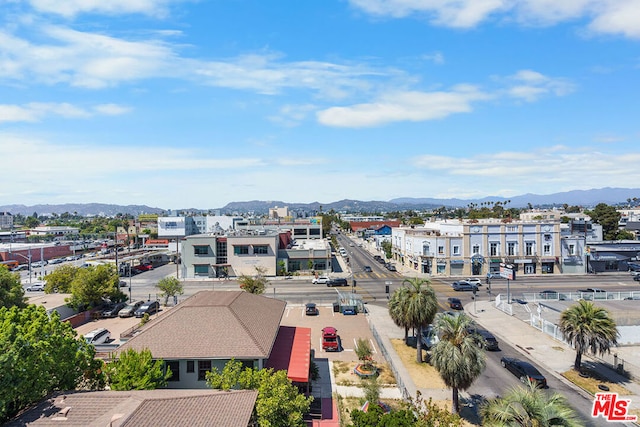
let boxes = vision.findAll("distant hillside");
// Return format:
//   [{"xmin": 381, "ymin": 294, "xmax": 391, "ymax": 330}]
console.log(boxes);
[
  {"xmin": 2, "ymin": 187, "xmax": 638, "ymax": 217},
  {"xmin": 0, "ymin": 203, "xmax": 165, "ymax": 217}
]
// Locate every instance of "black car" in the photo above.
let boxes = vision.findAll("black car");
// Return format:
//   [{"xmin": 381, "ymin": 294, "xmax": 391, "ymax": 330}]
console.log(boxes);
[
  {"xmin": 452, "ymin": 282, "xmax": 478, "ymax": 292},
  {"xmin": 102, "ymin": 302, "xmax": 127, "ymax": 318},
  {"xmin": 634, "ymin": 275, "xmax": 640, "ymax": 282},
  {"xmin": 363, "ymin": 265, "xmax": 372, "ymax": 273},
  {"xmin": 538, "ymin": 290, "xmax": 566, "ymax": 300},
  {"xmin": 470, "ymin": 328, "xmax": 499, "ymax": 350},
  {"xmin": 327, "ymin": 278, "xmax": 348, "ymax": 287},
  {"xmin": 385, "ymin": 263, "xmax": 397, "ymax": 272},
  {"xmin": 134, "ymin": 300, "xmax": 160, "ymax": 318},
  {"xmin": 447, "ymin": 297, "xmax": 463, "ymax": 310},
  {"xmin": 500, "ymin": 357, "xmax": 547, "ymax": 387},
  {"xmin": 305, "ymin": 303, "xmax": 319, "ymax": 316}
]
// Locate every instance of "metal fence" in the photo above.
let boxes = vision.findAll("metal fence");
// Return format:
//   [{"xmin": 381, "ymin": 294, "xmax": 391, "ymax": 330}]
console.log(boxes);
[{"xmin": 368, "ymin": 321, "xmax": 410, "ymax": 400}]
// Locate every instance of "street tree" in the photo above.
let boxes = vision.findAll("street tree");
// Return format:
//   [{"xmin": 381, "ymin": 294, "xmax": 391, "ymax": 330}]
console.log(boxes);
[
  {"xmin": 585, "ymin": 203, "xmax": 620, "ymax": 240},
  {"xmin": 238, "ymin": 266, "xmax": 269, "ymax": 295},
  {"xmin": 481, "ymin": 380, "xmax": 581, "ymax": 426},
  {"xmin": 156, "ymin": 276, "xmax": 184, "ymax": 306},
  {"xmin": 388, "ymin": 289, "xmax": 411, "ymax": 341},
  {"xmin": 0, "ymin": 305, "xmax": 104, "ymax": 423},
  {"xmin": 105, "ymin": 348, "xmax": 171, "ymax": 390},
  {"xmin": 431, "ymin": 313, "xmax": 486, "ymax": 414},
  {"xmin": 206, "ymin": 359, "xmax": 312, "ymax": 427},
  {"xmin": 66, "ymin": 264, "xmax": 126, "ymax": 310},
  {"xmin": 559, "ymin": 300, "xmax": 619, "ymax": 371},
  {"xmin": 388, "ymin": 278, "xmax": 438, "ymax": 363},
  {"xmin": 0, "ymin": 267, "xmax": 27, "ymax": 309},
  {"xmin": 43, "ymin": 264, "xmax": 79, "ymax": 293}
]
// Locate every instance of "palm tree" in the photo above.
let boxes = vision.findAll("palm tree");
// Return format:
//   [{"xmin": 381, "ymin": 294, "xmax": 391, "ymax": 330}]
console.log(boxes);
[
  {"xmin": 387, "ymin": 277, "xmax": 438, "ymax": 363},
  {"xmin": 481, "ymin": 380, "xmax": 582, "ymax": 426},
  {"xmin": 431, "ymin": 313, "xmax": 486, "ymax": 414},
  {"xmin": 559, "ymin": 300, "xmax": 619, "ymax": 371}
]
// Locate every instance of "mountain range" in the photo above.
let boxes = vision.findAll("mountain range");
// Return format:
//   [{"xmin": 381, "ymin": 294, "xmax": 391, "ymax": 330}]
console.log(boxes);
[{"xmin": 1, "ymin": 187, "xmax": 638, "ymax": 217}]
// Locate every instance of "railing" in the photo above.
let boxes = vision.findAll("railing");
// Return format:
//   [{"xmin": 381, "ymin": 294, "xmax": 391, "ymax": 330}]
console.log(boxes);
[
  {"xmin": 368, "ymin": 321, "xmax": 410, "ymax": 400},
  {"xmin": 522, "ymin": 291, "xmax": 640, "ymax": 303}
]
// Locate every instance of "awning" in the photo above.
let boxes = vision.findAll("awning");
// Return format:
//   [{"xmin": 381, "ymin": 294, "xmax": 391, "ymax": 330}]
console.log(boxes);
[
  {"xmin": 450, "ymin": 260, "xmax": 465, "ymax": 265},
  {"xmin": 265, "ymin": 326, "xmax": 311, "ymax": 383}
]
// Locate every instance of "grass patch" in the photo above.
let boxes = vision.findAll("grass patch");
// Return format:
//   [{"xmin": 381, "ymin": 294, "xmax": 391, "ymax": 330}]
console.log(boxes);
[
  {"xmin": 390, "ymin": 338, "xmax": 447, "ymax": 389},
  {"xmin": 332, "ymin": 361, "xmax": 397, "ymax": 386},
  {"xmin": 562, "ymin": 368, "xmax": 631, "ymax": 396},
  {"xmin": 551, "ymin": 346, "xmax": 565, "ymax": 352}
]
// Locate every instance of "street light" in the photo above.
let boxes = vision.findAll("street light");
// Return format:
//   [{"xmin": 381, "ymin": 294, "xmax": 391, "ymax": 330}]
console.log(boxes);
[{"xmin": 9, "ymin": 250, "xmax": 32, "ymax": 284}]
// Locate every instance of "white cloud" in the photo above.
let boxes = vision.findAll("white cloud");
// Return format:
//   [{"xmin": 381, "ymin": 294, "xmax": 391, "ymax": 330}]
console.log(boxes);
[
  {"xmin": 0, "ymin": 102, "xmax": 128, "ymax": 123},
  {"xmin": 27, "ymin": 0, "xmax": 175, "ymax": 18},
  {"xmin": 503, "ymin": 69, "xmax": 575, "ymax": 102},
  {"xmin": 349, "ymin": 0, "xmax": 640, "ymax": 39},
  {"xmin": 317, "ymin": 85, "xmax": 491, "ymax": 127}
]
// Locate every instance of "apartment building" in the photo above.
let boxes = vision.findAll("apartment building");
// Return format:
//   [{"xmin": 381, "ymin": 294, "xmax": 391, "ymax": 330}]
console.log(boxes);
[{"xmin": 391, "ymin": 219, "xmax": 562, "ymax": 277}]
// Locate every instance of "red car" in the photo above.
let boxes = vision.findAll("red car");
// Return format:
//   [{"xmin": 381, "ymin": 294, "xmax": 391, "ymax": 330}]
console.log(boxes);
[
  {"xmin": 132, "ymin": 263, "xmax": 153, "ymax": 272},
  {"xmin": 322, "ymin": 327, "xmax": 339, "ymax": 351}
]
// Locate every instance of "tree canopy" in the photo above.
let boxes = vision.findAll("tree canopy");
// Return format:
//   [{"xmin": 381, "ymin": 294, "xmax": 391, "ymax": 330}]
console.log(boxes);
[
  {"xmin": 156, "ymin": 276, "xmax": 184, "ymax": 305},
  {"xmin": 0, "ymin": 266, "xmax": 27, "ymax": 309},
  {"xmin": 0, "ymin": 305, "xmax": 104, "ymax": 423},
  {"xmin": 559, "ymin": 300, "xmax": 619, "ymax": 371},
  {"xmin": 238, "ymin": 266, "xmax": 269, "ymax": 295},
  {"xmin": 206, "ymin": 359, "xmax": 312, "ymax": 427},
  {"xmin": 105, "ymin": 348, "xmax": 171, "ymax": 390},
  {"xmin": 585, "ymin": 203, "xmax": 621, "ymax": 240},
  {"xmin": 63, "ymin": 264, "xmax": 126, "ymax": 310}
]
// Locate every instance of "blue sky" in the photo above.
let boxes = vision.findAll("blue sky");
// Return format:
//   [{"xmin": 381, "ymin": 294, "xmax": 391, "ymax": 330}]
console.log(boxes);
[{"xmin": 1, "ymin": 0, "xmax": 639, "ymax": 209}]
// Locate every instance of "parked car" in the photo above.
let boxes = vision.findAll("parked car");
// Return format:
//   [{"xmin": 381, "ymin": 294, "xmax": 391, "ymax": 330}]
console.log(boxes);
[
  {"xmin": 134, "ymin": 300, "xmax": 160, "ymax": 318},
  {"xmin": 634, "ymin": 275, "xmax": 640, "ymax": 282},
  {"xmin": 420, "ymin": 325, "xmax": 440, "ymax": 350},
  {"xmin": 132, "ymin": 263, "xmax": 153, "ymax": 273},
  {"xmin": 538, "ymin": 290, "xmax": 566, "ymax": 300},
  {"xmin": 385, "ymin": 263, "xmax": 397, "ymax": 272},
  {"xmin": 305, "ymin": 303, "xmax": 319, "ymax": 316},
  {"xmin": 363, "ymin": 265, "xmax": 372, "ymax": 273},
  {"xmin": 327, "ymin": 278, "xmax": 348, "ymax": 287},
  {"xmin": 31, "ymin": 261, "xmax": 48, "ymax": 268},
  {"xmin": 447, "ymin": 297, "xmax": 463, "ymax": 310},
  {"xmin": 500, "ymin": 357, "xmax": 547, "ymax": 387},
  {"xmin": 342, "ymin": 306, "xmax": 357, "ymax": 315},
  {"xmin": 312, "ymin": 276, "xmax": 331, "ymax": 285},
  {"xmin": 469, "ymin": 327, "xmax": 500, "ymax": 350},
  {"xmin": 84, "ymin": 328, "xmax": 111, "ymax": 345},
  {"xmin": 579, "ymin": 288, "xmax": 607, "ymax": 293},
  {"xmin": 48, "ymin": 258, "xmax": 64, "ymax": 265},
  {"xmin": 452, "ymin": 282, "xmax": 479, "ymax": 292},
  {"xmin": 102, "ymin": 302, "xmax": 127, "ymax": 318},
  {"xmin": 118, "ymin": 301, "xmax": 145, "ymax": 318},
  {"xmin": 376, "ymin": 257, "xmax": 386, "ymax": 264},
  {"xmin": 13, "ymin": 264, "xmax": 30, "ymax": 271},
  {"xmin": 322, "ymin": 327, "xmax": 339, "ymax": 351},
  {"xmin": 26, "ymin": 282, "xmax": 45, "ymax": 292}
]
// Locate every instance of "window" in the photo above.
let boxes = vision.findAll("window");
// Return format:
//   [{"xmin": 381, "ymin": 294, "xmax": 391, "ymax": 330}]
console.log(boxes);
[
  {"xmin": 490, "ymin": 242, "xmax": 499, "ymax": 256},
  {"xmin": 568, "ymin": 244, "xmax": 575, "ymax": 256},
  {"xmin": 507, "ymin": 242, "xmax": 516, "ymax": 256},
  {"xmin": 453, "ymin": 245, "xmax": 460, "ymax": 256},
  {"xmin": 187, "ymin": 361, "xmax": 195, "ymax": 373},
  {"xmin": 294, "ymin": 229, "xmax": 306, "ymax": 236},
  {"xmin": 194, "ymin": 245, "xmax": 209, "ymax": 255},
  {"xmin": 194, "ymin": 265, "xmax": 209, "ymax": 276},
  {"xmin": 437, "ymin": 245, "xmax": 444, "ymax": 255},
  {"xmin": 472, "ymin": 244, "xmax": 479, "ymax": 254},
  {"xmin": 253, "ymin": 245, "xmax": 269, "ymax": 255},
  {"xmin": 164, "ymin": 221, "xmax": 177, "ymax": 229},
  {"xmin": 234, "ymin": 245, "xmax": 249, "ymax": 255},
  {"xmin": 544, "ymin": 244, "xmax": 551, "ymax": 255},
  {"xmin": 166, "ymin": 361, "xmax": 180, "ymax": 382},
  {"xmin": 198, "ymin": 360, "xmax": 212, "ymax": 381},
  {"xmin": 309, "ymin": 228, "xmax": 320, "ymax": 236},
  {"xmin": 525, "ymin": 242, "xmax": 534, "ymax": 256},
  {"xmin": 506, "ymin": 226, "xmax": 517, "ymax": 232}
]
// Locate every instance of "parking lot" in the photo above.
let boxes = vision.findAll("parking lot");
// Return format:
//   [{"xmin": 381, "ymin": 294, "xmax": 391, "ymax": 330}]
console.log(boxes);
[{"xmin": 279, "ymin": 303, "xmax": 382, "ymax": 364}]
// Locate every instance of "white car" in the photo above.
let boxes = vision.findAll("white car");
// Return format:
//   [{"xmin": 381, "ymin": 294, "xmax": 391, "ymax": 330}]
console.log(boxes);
[
  {"xmin": 26, "ymin": 282, "xmax": 45, "ymax": 292},
  {"xmin": 465, "ymin": 278, "xmax": 483, "ymax": 286},
  {"xmin": 84, "ymin": 328, "xmax": 111, "ymax": 345},
  {"xmin": 312, "ymin": 276, "xmax": 331, "ymax": 284}
]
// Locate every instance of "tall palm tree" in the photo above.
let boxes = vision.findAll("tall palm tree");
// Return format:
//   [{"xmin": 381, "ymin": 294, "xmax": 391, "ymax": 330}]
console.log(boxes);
[
  {"xmin": 559, "ymin": 300, "xmax": 619, "ymax": 371},
  {"xmin": 481, "ymin": 379, "xmax": 582, "ymax": 426},
  {"xmin": 431, "ymin": 313, "xmax": 485, "ymax": 414},
  {"xmin": 387, "ymin": 277, "xmax": 438, "ymax": 363}
]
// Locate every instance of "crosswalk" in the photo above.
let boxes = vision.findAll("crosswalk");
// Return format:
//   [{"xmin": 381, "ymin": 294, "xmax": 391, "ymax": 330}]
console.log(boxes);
[{"xmin": 352, "ymin": 271, "xmax": 401, "ymax": 279}]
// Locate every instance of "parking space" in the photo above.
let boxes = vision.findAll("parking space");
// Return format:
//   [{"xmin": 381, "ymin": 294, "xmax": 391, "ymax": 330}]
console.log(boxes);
[{"xmin": 280, "ymin": 303, "xmax": 382, "ymax": 364}]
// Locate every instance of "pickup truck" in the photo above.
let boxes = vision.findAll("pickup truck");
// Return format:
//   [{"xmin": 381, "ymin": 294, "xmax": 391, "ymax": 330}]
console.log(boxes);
[{"xmin": 322, "ymin": 327, "xmax": 339, "ymax": 351}]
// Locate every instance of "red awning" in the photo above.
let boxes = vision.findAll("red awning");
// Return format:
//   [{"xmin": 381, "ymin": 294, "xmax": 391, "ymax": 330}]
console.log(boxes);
[{"xmin": 266, "ymin": 326, "xmax": 311, "ymax": 383}]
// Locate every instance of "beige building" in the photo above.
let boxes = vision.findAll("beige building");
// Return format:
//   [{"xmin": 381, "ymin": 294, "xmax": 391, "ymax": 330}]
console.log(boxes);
[{"xmin": 391, "ymin": 219, "xmax": 562, "ymax": 277}]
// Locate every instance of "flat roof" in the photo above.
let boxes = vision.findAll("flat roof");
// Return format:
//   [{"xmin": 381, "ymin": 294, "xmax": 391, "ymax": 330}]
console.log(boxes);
[{"xmin": 265, "ymin": 326, "xmax": 311, "ymax": 383}]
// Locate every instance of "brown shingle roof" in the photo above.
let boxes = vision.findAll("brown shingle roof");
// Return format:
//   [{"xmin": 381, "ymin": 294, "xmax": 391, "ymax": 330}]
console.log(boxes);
[
  {"xmin": 117, "ymin": 291, "xmax": 286, "ymax": 359},
  {"xmin": 5, "ymin": 390, "xmax": 257, "ymax": 427}
]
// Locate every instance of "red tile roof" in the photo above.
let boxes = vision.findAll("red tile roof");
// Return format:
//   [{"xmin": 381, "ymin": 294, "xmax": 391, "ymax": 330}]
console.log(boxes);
[{"xmin": 349, "ymin": 221, "xmax": 400, "ymax": 231}]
